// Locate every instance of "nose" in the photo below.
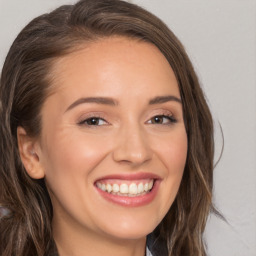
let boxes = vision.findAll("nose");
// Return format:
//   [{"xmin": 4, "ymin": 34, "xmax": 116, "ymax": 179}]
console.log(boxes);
[{"xmin": 112, "ymin": 124, "xmax": 153, "ymax": 166}]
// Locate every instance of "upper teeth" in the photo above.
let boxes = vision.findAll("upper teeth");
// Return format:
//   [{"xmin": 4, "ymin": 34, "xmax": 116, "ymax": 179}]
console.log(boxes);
[{"xmin": 96, "ymin": 180, "xmax": 154, "ymax": 196}]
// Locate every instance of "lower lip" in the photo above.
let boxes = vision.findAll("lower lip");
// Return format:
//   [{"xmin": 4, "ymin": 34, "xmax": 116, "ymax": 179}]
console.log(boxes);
[{"xmin": 95, "ymin": 180, "xmax": 160, "ymax": 207}]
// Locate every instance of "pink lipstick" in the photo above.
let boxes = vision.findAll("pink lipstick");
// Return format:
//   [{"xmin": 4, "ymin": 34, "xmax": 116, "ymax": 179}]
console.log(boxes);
[{"xmin": 94, "ymin": 173, "xmax": 161, "ymax": 207}]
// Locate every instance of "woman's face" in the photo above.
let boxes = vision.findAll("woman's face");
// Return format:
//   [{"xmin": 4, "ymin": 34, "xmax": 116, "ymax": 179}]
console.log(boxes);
[{"xmin": 36, "ymin": 37, "xmax": 187, "ymax": 240}]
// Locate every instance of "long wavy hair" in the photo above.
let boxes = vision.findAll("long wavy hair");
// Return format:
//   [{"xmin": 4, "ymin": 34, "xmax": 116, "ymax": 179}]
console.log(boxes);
[{"xmin": 0, "ymin": 0, "xmax": 214, "ymax": 255}]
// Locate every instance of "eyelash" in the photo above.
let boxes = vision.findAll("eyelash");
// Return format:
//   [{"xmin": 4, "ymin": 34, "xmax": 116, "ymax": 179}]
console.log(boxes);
[
  {"xmin": 147, "ymin": 114, "xmax": 177, "ymax": 125},
  {"xmin": 78, "ymin": 113, "xmax": 177, "ymax": 127},
  {"xmin": 78, "ymin": 115, "xmax": 108, "ymax": 126}
]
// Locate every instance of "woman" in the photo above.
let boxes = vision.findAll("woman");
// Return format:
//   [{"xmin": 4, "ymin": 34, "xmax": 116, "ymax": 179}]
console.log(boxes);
[{"xmin": 0, "ymin": 0, "xmax": 214, "ymax": 255}]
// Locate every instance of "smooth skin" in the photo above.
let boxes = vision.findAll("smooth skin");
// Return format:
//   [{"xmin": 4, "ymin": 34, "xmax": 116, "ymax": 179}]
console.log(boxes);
[{"xmin": 18, "ymin": 37, "xmax": 188, "ymax": 256}]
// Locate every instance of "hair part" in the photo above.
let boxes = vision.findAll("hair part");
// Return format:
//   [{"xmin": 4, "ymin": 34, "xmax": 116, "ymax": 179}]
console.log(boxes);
[{"xmin": 0, "ymin": 1, "xmax": 214, "ymax": 255}]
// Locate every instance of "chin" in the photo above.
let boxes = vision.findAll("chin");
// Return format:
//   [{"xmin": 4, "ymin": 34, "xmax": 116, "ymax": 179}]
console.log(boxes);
[{"xmin": 97, "ymin": 215, "xmax": 160, "ymax": 240}]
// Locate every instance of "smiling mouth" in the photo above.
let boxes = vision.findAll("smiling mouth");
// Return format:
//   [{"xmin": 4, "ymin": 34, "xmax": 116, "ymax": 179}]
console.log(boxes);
[
  {"xmin": 94, "ymin": 173, "xmax": 161, "ymax": 206},
  {"xmin": 96, "ymin": 179, "xmax": 154, "ymax": 197}
]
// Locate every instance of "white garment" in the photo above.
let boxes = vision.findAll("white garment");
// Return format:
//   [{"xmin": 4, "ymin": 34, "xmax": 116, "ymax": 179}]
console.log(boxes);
[{"xmin": 146, "ymin": 247, "xmax": 153, "ymax": 256}]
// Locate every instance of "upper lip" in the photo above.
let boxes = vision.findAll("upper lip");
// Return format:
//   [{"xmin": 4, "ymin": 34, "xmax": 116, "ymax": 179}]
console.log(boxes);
[{"xmin": 95, "ymin": 172, "xmax": 161, "ymax": 182}]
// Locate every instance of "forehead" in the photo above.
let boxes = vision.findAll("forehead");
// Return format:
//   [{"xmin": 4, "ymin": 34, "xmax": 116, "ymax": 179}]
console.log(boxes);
[{"xmin": 48, "ymin": 36, "xmax": 180, "ymax": 104}]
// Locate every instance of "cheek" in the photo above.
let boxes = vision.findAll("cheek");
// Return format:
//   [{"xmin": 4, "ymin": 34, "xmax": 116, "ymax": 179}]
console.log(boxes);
[
  {"xmin": 43, "ymin": 130, "xmax": 105, "ymax": 168},
  {"xmin": 40, "ymin": 131, "xmax": 112, "ymax": 223},
  {"xmin": 157, "ymin": 130, "xmax": 187, "ymax": 173},
  {"xmin": 40, "ymin": 130, "xmax": 111, "ymax": 193},
  {"xmin": 154, "ymin": 129, "xmax": 187, "ymax": 207}
]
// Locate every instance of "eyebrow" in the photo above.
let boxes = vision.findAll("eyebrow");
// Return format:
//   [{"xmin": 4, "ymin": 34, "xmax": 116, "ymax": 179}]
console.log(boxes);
[
  {"xmin": 65, "ymin": 97, "xmax": 118, "ymax": 112},
  {"xmin": 149, "ymin": 95, "xmax": 182, "ymax": 105},
  {"xmin": 65, "ymin": 95, "xmax": 182, "ymax": 112}
]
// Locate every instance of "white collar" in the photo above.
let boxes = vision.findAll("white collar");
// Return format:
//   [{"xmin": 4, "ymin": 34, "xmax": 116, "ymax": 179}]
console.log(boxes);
[{"xmin": 146, "ymin": 247, "xmax": 153, "ymax": 256}]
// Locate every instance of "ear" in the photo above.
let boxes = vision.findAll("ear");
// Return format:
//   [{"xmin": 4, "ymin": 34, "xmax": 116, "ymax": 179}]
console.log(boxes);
[{"xmin": 17, "ymin": 126, "xmax": 45, "ymax": 179}]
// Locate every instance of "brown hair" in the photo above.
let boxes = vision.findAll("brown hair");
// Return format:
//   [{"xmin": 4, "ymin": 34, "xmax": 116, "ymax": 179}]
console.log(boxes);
[{"xmin": 0, "ymin": 0, "xmax": 214, "ymax": 255}]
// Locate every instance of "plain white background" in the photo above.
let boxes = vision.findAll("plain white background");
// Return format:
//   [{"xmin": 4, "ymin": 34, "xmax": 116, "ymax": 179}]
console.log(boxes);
[{"xmin": 0, "ymin": 1, "xmax": 255, "ymax": 255}]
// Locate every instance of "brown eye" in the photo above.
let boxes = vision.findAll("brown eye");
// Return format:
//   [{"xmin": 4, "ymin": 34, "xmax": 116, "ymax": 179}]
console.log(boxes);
[
  {"xmin": 87, "ymin": 118, "xmax": 100, "ymax": 125},
  {"xmin": 152, "ymin": 116, "xmax": 164, "ymax": 124},
  {"xmin": 148, "ymin": 115, "xmax": 177, "ymax": 125},
  {"xmin": 79, "ymin": 117, "xmax": 107, "ymax": 126}
]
